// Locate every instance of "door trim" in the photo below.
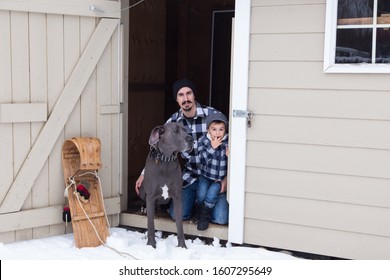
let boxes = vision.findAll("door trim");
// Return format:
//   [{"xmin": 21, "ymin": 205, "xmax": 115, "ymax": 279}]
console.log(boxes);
[{"xmin": 228, "ymin": 0, "xmax": 251, "ymax": 244}]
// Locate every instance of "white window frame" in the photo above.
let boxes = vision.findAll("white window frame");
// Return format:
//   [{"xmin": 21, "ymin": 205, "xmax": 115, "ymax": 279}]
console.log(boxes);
[{"xmin": 324, "ymin": 0, "xmax": 390, "ymax": 73}]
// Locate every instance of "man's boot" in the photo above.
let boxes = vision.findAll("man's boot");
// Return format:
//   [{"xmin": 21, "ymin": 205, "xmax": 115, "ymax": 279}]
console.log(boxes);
[{"xmin": 197, "ymin": 204, "xmax": 212, "ymax": 231}]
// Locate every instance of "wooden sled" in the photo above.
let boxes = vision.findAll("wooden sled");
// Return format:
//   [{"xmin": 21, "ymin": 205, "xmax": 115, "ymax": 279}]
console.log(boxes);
[{"xmin": 62, "ymin": 137, "xmax": 109, "ymax": 248}]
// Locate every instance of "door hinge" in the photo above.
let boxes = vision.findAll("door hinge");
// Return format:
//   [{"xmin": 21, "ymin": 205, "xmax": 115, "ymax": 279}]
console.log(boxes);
[{"xmin": 233, "ymin": 110, "xmax": 253, "ymax": 127}]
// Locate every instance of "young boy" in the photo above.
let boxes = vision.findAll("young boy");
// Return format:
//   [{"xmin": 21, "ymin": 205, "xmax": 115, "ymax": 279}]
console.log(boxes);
[{"xmin": 195, "ymin": 112, "xmax": 229, "ymax": 230}]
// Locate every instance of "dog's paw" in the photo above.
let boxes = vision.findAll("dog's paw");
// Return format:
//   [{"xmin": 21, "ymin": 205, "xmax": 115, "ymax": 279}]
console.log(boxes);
[
  {"xmin": 147, "ymin": 239, "xmax": 157, "ymax": 249},
  {"xmin": 139, "ymin": 206, "xmax": 147, "ymax": 215},
  {"xmin": 177, "ymin": 241, "xmax": 187, "ymax": 249}
]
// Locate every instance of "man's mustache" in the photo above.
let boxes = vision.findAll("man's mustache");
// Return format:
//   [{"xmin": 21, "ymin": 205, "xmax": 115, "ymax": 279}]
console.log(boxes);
[{"xmin": 181, "ymin": 100, "xmax": 193, "ymax": 106}]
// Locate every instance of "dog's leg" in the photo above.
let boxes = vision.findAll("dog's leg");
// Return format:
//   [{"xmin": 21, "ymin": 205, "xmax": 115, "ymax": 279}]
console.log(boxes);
[
  {"xmin": 172, "ymin": 196, "xmax": 187, "ymax": 249},
  {"xmin": 146, "ymin": 198, "xmax": 157, "ymax": 248}
]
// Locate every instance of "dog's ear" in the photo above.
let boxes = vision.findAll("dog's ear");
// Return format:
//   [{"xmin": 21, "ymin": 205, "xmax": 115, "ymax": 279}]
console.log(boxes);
[{"xmin": 148, "ymin": 125, "xmax": 164, "ymax": 145}]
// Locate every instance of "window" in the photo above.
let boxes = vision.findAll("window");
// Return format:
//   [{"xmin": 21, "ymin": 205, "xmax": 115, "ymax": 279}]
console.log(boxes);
[{"xmin": 324, "ymin": 0, "xmax": 390, "ymax": 73}]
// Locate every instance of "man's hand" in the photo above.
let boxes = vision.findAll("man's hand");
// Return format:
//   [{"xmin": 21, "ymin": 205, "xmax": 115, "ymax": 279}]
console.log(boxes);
[
  {"xmin": 220, "ymin": 176, "xmax": 227, "ymax": 193},
  {"xmin": 135, "ymin": 174, "xmax": 144, "ymax": 195}
]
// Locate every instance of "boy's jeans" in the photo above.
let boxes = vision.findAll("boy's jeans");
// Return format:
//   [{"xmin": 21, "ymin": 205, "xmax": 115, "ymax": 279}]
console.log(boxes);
[
  {"xmin": 169, "ymin": 178, "xmax": 229, "ymax": 224},
  {"xmin": 197, "ymin": 175, "xmax": 221, "ymax": 208}
]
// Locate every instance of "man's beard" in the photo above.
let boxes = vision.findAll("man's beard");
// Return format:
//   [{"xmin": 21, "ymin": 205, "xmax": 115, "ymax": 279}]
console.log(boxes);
[{"xmin": 182, "ymin": 101, "xmax": 193, "ymax": 112}]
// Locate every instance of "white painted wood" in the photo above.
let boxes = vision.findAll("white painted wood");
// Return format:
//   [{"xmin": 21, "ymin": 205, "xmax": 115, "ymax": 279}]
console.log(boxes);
[
  {"xmin": 246, "ymin": 167, "xmax": 390, "ymax": 208},
  {"xmin": 248, "ymin": 142, "xmax": 390, "ymax": 179},
  {"xmin": 245, "ymin": 220, "xmax": 390, "ymax": 260},
  {"xmin": 0, "ymin": 5, "xmax": 122, "ymax": 240},
  {"xmin": 47, "ymin": 14, "xmax": 66, "ymax": 212},
  {"xmin": 0, "ymin": 10, "xmax": 13, "ymax": 205},
  {"xmin": 97, "ymin": 37, "xmax": 114, "ymax": 199},
  {"xmin": 110, "ymin": 25, "xmax": 122, "ymax": 199},
  {"xmin": 247, "ymin": 141, "xmax": 390, "ymax": 180},
  {"xmin": 0, "ymin": 232, "xmax": 16, "ymax": 243},
  {"xmin": 249, "ymin": 61, "xmax": 390, "ymax": 91},
  {"xmin": 120, "ymin": 2, "xmax": 130, "ymax": 211},
  {"xmin": 250, "ymin": 33, "xmax": 324, "ymax": 61},
  {"xmin": 244, "ymin": 1, "xmax": 390, "ymax": 260},
  {"xmin": 252, "ymin": 0, "xmax": 325, "ymax": 6},
  {"xmin": 228, "ymin": 0, "xmax": 250, "ymax": 244},
  {"xmin": 80, "ymin": 17, "xmax": 98, "ymax": 138},
  {"xmin": 246, "ymin": 193, "xmax": 390, "ymax": 237},
  {"xmin": 248, "ymin": 115, "xmax": 390, "ymax": 150},
  {"xmin": 120, "ymin": 213, "xmax": 228, "ymax": 240},
  {"xmin": 10, "ymin": 12, "xmax": 32, "ymax": 227},
  {"xmin": 249, "ymin": 88, "xmax": 390, "ymax": 121},
  {"xmin": 100, "ymin": 105, "xmax": 121, "ymax": 114},
  {"xmin": 0, "ymin": 197, "xmax": 120, "ymax": 233},
  {"xmin": 0, "ymin": 103, "xmax": 47, "ymax": 123},
  {"xmin": 0, "ymin": 121, "xmax": 12, "ymax": 203},
  {"xmin": 251, "ymin": 4, "xmax": 326, "ymax": 34},
  {"xmin": 29, "ymin": 12, "xmax": 49, "ymax": 239},
  {"xmin": 0, "ymin": 0, "xmax": 121, "ymax": 18},
  {"xmin": 0, "ymin": 11, "xmax": 11, "ymax": 95},
  {"xmin": 64, "ymin": 15, "xmax": 81, "ymax": 139},
  {"xmin": 0, "ymin": 18, "xmax": 119, "ymax": 214}
]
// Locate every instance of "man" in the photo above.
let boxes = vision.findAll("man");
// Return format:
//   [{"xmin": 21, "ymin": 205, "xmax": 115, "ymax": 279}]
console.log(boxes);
[{"xmin": 135, "ymin": 78, "xmax": 229, "ymax": 225}]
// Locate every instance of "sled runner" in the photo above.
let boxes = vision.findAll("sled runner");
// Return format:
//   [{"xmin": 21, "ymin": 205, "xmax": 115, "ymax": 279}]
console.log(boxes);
[{"xmin": 62, "ymin": 137, "xmax": 109, "ymax": 248}]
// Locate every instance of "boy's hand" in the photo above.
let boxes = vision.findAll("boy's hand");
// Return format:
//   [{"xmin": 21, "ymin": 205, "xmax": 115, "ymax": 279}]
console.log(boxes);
[{"xmin": 211, "ymin": 136, "xmax": 223, "ymax": 149}]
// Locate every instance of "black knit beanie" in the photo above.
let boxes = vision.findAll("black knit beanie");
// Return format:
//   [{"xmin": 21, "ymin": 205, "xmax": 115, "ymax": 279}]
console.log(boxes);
[
  {"xmin": 172, "ymin": 79, "xmax": 196, "ymax": 100},
  {"xmin": 206, "ymin": 112, "xmax": 228, "ymax": 128}
]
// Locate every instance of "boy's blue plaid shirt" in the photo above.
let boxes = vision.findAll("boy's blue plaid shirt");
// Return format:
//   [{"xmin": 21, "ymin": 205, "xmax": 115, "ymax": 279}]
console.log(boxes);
[
  {"xmin": 166, "ymin": 102, "xmax": 220, "ymax": 187},
  {"xmin": 198, "ymin": 134, "xmax": 228, "ymax": 181}
]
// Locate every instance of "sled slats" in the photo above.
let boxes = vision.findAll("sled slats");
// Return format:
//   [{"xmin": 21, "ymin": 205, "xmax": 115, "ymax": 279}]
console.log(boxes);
[
  {"xmin": 72, "ymin": 211, "xmax": 106, "ymax": 221},
  {"xmin": 62, "ymin": 137, "xmax": 109, "ymax": 248}
]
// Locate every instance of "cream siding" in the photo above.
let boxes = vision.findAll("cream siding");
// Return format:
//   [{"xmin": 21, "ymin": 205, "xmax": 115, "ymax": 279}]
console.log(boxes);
[
  {"xmin": 245, "ymin": 0, "xmax": 390, "ymax": 259},
  {"xmin": 0, "ymin": 0, "xmax": 123, "ymax": 242}
]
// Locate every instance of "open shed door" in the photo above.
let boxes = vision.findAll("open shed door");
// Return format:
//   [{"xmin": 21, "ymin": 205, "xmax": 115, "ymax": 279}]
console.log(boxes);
[
  {"xmin": 0, "ymin": 0, "xmax": 124, "ymax": 242},
  {"xmin": 227, "ymin": 0, "xmax": 251, "ymax": 244}
]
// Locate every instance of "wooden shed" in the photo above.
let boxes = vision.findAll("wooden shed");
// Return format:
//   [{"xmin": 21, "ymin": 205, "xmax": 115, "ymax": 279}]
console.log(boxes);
[
  {"xmin": 0, "ymin": 0, "xmax": 124, "ymax": 242},
  {"xmin": 1, "ymin": 0, "xmax": 390, "ymax": 260}
]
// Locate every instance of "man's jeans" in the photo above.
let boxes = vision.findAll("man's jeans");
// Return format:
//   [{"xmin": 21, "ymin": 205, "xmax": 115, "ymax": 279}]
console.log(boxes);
[{"xmin": 169, "ymin": 178, "xmax": 229, "ymax": 224}]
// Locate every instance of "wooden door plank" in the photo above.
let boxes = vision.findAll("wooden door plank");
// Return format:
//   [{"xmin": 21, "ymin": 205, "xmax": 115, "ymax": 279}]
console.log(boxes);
[
  {"xmin": 63, "ymin": 15, "xmax": 81, "ymax": 139},
  {"xmin": 0, "ymin": 197, "xmax": 120, "ymax": 232},
  {"xmin": 0, "ymin": 103, "xmax": 47, "ymax": 123},
  {"xmin": 80, "ymin": 17, "xmax": 98, "ymax": 137},
  {"xmin": 97, "ymin": 37, "xmax": 113, "ymax": 199},
  {"xmin": 29, "ymin": 12, "xmax": 49, "ymax": 240},
  {"xmin": 0, "ymin": 10, "xmax": 13, "ymax": 205},
  {"xmin": 47, "ymin": 13, "xmax": 65, "ymax": 210},
  {"xmin": 10, "ymin": 11, "xmax": 32, "ymax": 241},
  {"xmin": 0, "ymin": 18, "xmax": 119, "ymax": 214},
  {"xmin": 0, "ymin": 0, "xmax": 121, "ymax": 18}
]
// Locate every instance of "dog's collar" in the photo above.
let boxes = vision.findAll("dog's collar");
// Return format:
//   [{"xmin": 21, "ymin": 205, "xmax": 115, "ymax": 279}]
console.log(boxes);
[{"xmin": 150, "ymin": 145, "xmax": 177, "ymax": 163}]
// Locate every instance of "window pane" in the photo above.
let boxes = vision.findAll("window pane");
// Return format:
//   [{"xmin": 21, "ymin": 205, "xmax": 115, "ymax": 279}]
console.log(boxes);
[
  {"xmin": 376, "ymin": 28, "xmax": 390, "ymax": 63},
  {"xmin": 336, "ymin": 28, "xmax": 372, "ymax": 63},
  {"xmin": 377, "ymin": 0, "xmax": 390, "ymax": 24},
  {"xmin": 337, "ymin": 0, "xmax": 374, "ymax": 25}
]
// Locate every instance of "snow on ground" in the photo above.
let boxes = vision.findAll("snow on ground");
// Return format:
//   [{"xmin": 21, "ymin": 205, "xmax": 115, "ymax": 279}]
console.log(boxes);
[
  {"xmin": 2, "ymin": 228, "xmax": 389, "ymax": 280},
  {"xmin": 0, "ymin": 227, "xmax": 297, "ymax": 260}
]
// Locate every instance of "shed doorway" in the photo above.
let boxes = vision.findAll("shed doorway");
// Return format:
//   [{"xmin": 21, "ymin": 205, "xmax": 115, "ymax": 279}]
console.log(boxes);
[{"xmin": 124, "ymin": 0, "xmax": 235, "ymax": 238}]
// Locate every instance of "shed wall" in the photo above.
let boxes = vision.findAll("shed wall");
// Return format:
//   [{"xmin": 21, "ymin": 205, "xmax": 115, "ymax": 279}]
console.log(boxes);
[{"xmin": 245, "ymin": 0, "xmax": 390, "ymax": 259}]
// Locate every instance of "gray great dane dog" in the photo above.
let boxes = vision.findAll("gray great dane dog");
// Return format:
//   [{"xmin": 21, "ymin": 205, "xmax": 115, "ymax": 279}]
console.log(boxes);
[{"xmin": 139, "ymin": 122, "xmax": 193, "ymax": 248}]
